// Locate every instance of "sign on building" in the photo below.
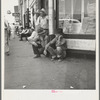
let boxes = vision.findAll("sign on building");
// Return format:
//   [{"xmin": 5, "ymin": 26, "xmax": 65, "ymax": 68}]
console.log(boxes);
[
  {"xmin": 7, "ymin": 10, "xmax": 11, "ymax": 14},
  {"xmin": 12, "ymin": 13, "xmax": 20, "ymax": 17}
]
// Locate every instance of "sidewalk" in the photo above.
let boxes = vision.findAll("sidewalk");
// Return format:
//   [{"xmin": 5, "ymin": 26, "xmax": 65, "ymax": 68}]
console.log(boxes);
[{"xmin": 5, "ymin": 36, "xmax": 95, "ymax": 89}]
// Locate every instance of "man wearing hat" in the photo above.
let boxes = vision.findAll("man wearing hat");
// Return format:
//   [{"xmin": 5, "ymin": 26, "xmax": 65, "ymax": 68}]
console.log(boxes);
[
  {"xmin": 44, "ymin": 29, "xmax": 67, "ymax": 61},
  {"xmin": 31, "ymin": 8, "xmax": 49, "ymax": 58},
  {"xmin": 39, "ymin": 8, "xmax": 48, "ymax": 30},
  {"xmin": 30, "ymin": 26, "xmax": 49, "ymax": 58}
]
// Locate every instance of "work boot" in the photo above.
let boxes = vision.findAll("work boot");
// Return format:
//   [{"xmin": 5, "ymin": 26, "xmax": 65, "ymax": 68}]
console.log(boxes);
[
  {"xmin": 58, "ymin": 58, "xmax": 62, "ymax": 62},
  {"xmin": 19, "ymin": 39, "xmax": 23, "ymax": 41},
  {"xmin": 34, "ymin": 55, "xmax": 41, "ymax": 58},
  {"xmin": 51, "ymin": 56, "xmax": 56, "ymax": 61}
]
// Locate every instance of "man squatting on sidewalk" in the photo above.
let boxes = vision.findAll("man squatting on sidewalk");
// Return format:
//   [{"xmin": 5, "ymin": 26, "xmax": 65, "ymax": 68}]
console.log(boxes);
[{"xmin": 28, "ymin": 8, "xmax": 67, "ymax": 61}]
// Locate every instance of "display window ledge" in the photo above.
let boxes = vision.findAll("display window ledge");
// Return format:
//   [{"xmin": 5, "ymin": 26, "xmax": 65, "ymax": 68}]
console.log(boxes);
[{"xmin": 63, "ymin": 34, "xmax": 95, "ymax": 39}]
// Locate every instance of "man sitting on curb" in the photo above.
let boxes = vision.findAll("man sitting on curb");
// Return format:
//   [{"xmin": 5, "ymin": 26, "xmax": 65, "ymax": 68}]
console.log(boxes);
[
  {"xmin": 30, "ymin": 8, "xmax": 49, "ymax": 58},
  {"xmin": 29, "ymin": 26, "xmax": 49, "ymax": 58},
  {"xmin": 19, "ymin": 27, "xmax": 33, "ymax": 41},
  {"xmin": 44, "ymin": 29, "xmax": 67, "ymax": 61}
]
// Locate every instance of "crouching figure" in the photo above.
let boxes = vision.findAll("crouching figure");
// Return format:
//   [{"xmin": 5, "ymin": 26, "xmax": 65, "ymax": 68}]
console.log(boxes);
[{"xmin": 44, "ymin": 30, "xmax": 67, "ymax": 61}]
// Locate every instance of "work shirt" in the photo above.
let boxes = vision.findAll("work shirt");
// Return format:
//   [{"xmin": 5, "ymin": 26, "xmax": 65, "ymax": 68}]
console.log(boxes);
[
  {"xmin": 48, "ymin": 34, "xmax": 67, "ymax": 50},
  {"xmin": 39, "ymin": 16, "xmax": 48, "ymax": 29},
  {"xmin": 11, "ymin": 24, "xmax": 15, "ymax": 32},
  {"xmin": 28, "ymin": 31, "xmax": 39, "ymax": 42}
]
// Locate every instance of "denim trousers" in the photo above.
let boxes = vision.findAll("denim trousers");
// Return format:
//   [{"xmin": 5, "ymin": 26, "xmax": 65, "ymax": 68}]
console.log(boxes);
[
  {"xmin": 32, "ymin": 43, "xmax": 44, "ymax": 55},
  {"xmin": 47, "ymin": 46, "xmax": 66, "ymax": 58}
]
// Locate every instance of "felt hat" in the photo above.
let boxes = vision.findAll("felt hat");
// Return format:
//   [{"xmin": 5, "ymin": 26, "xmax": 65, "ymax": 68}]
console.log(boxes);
[{"xmin": 40, "ymin": 8, "xmax": 46, "ymax": 14}]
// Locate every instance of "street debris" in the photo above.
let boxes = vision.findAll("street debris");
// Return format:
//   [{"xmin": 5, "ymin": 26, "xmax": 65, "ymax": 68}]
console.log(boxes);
[
  {"xmin": 70, "ymin": 86, "xmax": 74, "ymax": 89},
  {"xmin": 22, "ymin": 85, "xmax": 26, "ymax": 88}
]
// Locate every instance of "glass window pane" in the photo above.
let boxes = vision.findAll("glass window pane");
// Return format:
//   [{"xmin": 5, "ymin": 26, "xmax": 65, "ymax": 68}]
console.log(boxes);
[{"xmin": 58, "ymin": 0, "xmax": 96, "ymax": 35}]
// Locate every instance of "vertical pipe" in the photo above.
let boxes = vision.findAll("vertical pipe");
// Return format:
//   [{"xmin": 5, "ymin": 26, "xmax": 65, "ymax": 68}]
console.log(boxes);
[
  {"xmin": 31, "ymin": 8, "xmax": 33, "ymax": 26},
  {"xmin": 54, "ymin": 0, "xmax": 56, "ymax": 32},
  {"xmin": 56, "ymin": 0, "xmax": 59, "ymax": 30},
  {"xmin": 22, "ymin": 0, "xmax": 25, "ymax": 14},
  {"xmin": 71, "ymin": 0, "xmax": 73, "ymax": 19},
  {"xmin": 24, "ymin": 14, "xmax": 25, "ymax": 28},
  {"xmin": 23, "ymin": 0, "xmax": 25, "ymax": 27},
  {"xmin": 27, "ymin": 8, "xmax": 29, "ymax": 28},
  {"xmin": 81, "ymin": 0, "xmax": 84, "ymax": 23},
  {"xmin": 54, "ymin": 0, "xmax": 56, "ymax": 10},
  {"xmin": 27, "ymin": 0, "xmax": 29, "ymax": 28},
  {"xmin": 48, "ymin": 0, "xmax": 54, "ymax": 35}
]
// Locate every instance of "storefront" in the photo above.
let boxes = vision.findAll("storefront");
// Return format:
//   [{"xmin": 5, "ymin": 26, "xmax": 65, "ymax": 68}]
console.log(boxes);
[
  {"xmin": 19, "ymin": 0, "xmax": 96, "ymax": 55},
  {"xmin": 57, "ymin": 0, "xmax": 96, "ymax": 55},
  {"xmin": 44, "ymin": 0, "xmax": 96, "ymax": 55},
  {"xmin": 29, "ymin": 0, "xmax": 48, "ymax": 27}
]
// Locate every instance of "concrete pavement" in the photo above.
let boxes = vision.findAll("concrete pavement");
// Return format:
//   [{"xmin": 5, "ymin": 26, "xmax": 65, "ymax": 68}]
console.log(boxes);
[{"xmin": 5, "ymin": 36, "xmax": 95, "ymax": 89}]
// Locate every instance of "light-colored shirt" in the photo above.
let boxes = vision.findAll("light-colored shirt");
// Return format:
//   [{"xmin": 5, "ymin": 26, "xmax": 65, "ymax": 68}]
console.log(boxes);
[
  {"xmin": 28, "ymin": 31, "xmax": 39, "ymax": 42},
  {"xmin": 39, "ymin": 16, "xmax": 48, "ymax": 29},
  {"xmin": 11, "ymin": 24, "xmax": 15, "ymax": 32}
]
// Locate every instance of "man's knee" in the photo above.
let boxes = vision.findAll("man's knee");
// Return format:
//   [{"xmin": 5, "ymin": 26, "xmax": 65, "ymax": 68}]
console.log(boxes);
[
  {"xmin": 57, "ymin": 47, "xmax": 62, "ymax": 52},
  {"xmin": 47, "ymin": 46, "xmax": 53, "ymax": 51},
  {"xmin": 32, "ymin": 42, "xmax": 38, "ymax": 47}
]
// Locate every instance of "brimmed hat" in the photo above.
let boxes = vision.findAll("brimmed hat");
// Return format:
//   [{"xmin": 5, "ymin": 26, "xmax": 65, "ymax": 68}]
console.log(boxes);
[{"xmin": 40, "ymin": 8, "xmax": 46, "ymax": 14}]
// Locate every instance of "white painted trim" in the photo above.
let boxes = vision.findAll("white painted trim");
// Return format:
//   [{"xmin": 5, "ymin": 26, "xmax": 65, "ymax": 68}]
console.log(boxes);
[
  {"xmin": 71, "ymin": 0, "xmax": 73, "ymax": 19},
  {"xmin": 81, "ymin": 0, "xmax": 84, "ymax": 23},
  {"xmin": 66, "ymin": 39, "xmax": 95, "ymax": 51},
  {"xmin": 48, "ymin": 0, "xmax": 54, "ymax": 35}
]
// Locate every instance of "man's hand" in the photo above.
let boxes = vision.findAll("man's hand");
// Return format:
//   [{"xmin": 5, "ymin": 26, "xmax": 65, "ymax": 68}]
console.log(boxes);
[
  {"xmin": 45, "ymin": 43, "xmax": 50, "ymax": 50},
  {"xmin": 32, "ymin": 42, "xmax": 38, "ymax": 46},
  {"xmin": 43, "ymin": 50, "xmax": 47, "ymax": 55}
]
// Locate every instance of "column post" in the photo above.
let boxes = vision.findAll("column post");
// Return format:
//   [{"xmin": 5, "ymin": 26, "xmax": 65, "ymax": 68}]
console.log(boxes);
[
  {"xmin": 26, "ymin": 0, "xmax": 29, "ymax": 28},
  {"xmin": 56, "ymin": 0, "xmax": 59, "ymax": 30},
  {"xmin": 23, "ymin": 0, "xmax": 25, "ymax": 27},
  {"xmin": 81, "ymin": 0, "xmax": 84, "ymax": 23},
  {"xmin": 71, "ymin": 0, "xmax": 73, "ymax": 19},
  {"xmin": 48, "ymin": 0, "xmax": 54, "ymax": 35}
]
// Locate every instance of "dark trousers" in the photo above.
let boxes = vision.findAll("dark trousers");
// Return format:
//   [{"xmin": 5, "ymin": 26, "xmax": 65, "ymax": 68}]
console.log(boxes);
[
  {"xmin": 47, "ymin": 46, "xmax": 66, "ymax": 59},
  {"xmin": 20, "ymin": 33, "xmax": 31, "ymax": 40},
  {"xmin": 32, "ymin": 44, "xmax": 44, "ymax": 55}
]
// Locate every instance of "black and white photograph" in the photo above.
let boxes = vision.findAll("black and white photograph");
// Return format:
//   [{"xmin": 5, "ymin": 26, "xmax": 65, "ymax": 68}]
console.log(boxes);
[
  {"xmin": 3, "ymin": 0, "xmax": 97, "ymax": 90},
  {"xmin": 1, "ymin": 0, "xmax": 99, "ymax": 100},
  {"xmin": 2, "ymin": 0, "xmax": 99, "ymax": 99}
]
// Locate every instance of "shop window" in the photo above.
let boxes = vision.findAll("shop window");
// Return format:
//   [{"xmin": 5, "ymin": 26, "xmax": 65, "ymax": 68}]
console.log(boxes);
[{"xmin": 58, "ymin": 0, "xmax": 96, "ymax": 35}]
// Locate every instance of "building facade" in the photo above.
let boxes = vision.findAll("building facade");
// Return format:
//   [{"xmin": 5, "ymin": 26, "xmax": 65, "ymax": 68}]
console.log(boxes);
[
  {"xmin": 58, "ymin": 0, "xmax": 96, "ymax": 54},
  {"xmin": 18, "ymin": 0, "xmax": 96, "ymax": 54}
]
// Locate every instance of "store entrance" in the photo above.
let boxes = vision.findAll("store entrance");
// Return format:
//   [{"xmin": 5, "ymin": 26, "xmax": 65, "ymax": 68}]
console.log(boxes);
[{"xmin": 40, "ymin": 0, "xmax": 48, "ymax": 14}]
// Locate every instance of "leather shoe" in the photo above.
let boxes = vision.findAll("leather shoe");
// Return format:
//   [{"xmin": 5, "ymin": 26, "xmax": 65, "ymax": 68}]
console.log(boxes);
[{"xmin": 34, "ymin": 55, "xmax": 41, "ymax": 58}]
